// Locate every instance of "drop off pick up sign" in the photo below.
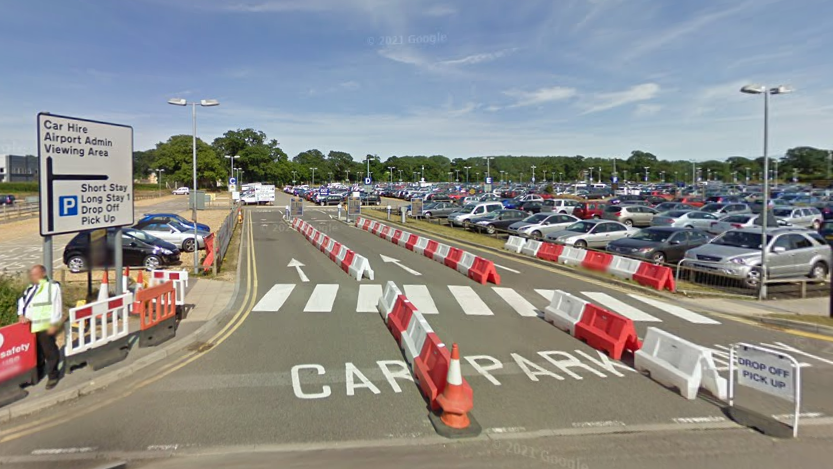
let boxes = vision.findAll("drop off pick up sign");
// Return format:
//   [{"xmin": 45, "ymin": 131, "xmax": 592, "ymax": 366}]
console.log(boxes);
[{"xmin": 736, "ymin": 345, "xmax": 797, "ymax": 402}]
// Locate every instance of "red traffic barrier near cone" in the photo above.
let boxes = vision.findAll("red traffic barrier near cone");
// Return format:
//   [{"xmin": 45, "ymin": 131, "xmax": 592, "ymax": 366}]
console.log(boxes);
[{"xmin": 428, "ymin": 343, "xmax": 481, "ymax": 439}]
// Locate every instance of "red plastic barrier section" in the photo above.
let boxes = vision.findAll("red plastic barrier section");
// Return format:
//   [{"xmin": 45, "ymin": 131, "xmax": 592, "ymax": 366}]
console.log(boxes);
[
  {"xmin": 536, "ymin": 243, "xmax": 564, "ymax": 262},
  {"xmin": 319, "ymin": 236, "xmax": 331, "ymax": 252},
  {"xmin": 633, "ymin": 263, "xmax": 676, "ymax": 292},
  {"xmin": 379, "ymin": 226, "xmax": 391, "ymax": 240},
  {"xmin": 329, "ymin": 242, "xmax": 342, "ymax": 262},
  {"xmin": 424, "ymin": 240, "xmax": 439, "ymax": 259},
  {"xmin": 391, "ymin": 230, "xmax": 403, "ymax": 245},
  {"xmin": 0, "ymin": 322, "xmax": 37, "ymax": 385},
  {"xmin": 573, "ymin": 304, "xmax": 641, "ymax": 360},
  {"xmin": 413, "ymin": 334, "xmax": 451, "ymax": 410},
  {"xmin": 341, "ymin": 250, "xmax": 355, "ymax": 273},
  {"xmin": 444, "ymin": 247, "xmax": 464, "ymax": 270},
  {"xmin": 468, "ymin": 257, "xmax": 501, "ymax": 285},
  {"xmin": 362, "ymin": 219, "xmax": 372, "ymax": 230},
  {"xmin": 405, "ymin": 234, "xmax": 419, "ymax": 251},
  {"xmin": 135, "ymin": 281, "xmax": 177, "ymax": 331},
  {"xmin": 201, "ymin": 232, "xmax": 216, "ymax": 273},
  {"xmin": 582, "ymin": 251, "xmax": 614, "ymax": 272},
  {"xmin": 387, "ymin": 296, "xmax": 417, "ymax": 343}
]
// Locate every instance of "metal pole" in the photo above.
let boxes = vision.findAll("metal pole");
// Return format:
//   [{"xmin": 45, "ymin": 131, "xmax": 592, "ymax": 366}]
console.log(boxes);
[
  {"xmin": 192, "ymin": 103, "xmax": 199, "ymax": 274},
  {"xmin": 43, "ymin": 236, "xmax": 53, "ymax": 281},
  {"xmin": 760, "ymin": 90, "xmax": 770, "ymax": 300},
  {"xmin": 114, "ymin": 228, "xmax": 123, "ymax": 295}
]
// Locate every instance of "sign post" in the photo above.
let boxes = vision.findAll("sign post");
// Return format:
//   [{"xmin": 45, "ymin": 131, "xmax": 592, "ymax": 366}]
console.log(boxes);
[
  {"xmin": 348, "ymin": 197, "xmax": 361, "ymax": 223},
  {"xmin": 38, "ymin": 113, "xmax": 133, "ymax": 292},
  {"xmin": 291, "ymin": 197, "xmax": 304, "ymax": 217},
  {"xmin": 729, "ymin": 343, "xmax": 802, "ymax": 437},
  {"xmin": 411, "ymin": 198, "xmax": 423, "ymax": 218}
]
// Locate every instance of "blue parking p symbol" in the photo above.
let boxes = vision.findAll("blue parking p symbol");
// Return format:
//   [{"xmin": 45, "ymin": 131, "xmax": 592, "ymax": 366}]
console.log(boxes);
[{"xmin": 59, "ymin": 196, "xmax": 78, "ymax": 216}]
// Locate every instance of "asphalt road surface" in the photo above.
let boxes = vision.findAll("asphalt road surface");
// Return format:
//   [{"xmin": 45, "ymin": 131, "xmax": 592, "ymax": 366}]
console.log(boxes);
[{"xmin": 1, "ymin": 195, "xmax": 832, "ymax": 469}]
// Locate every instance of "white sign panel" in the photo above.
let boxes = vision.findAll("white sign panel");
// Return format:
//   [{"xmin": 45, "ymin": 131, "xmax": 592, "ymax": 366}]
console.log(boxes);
[
  {"xmin": 736, "ymin": 345, "xmax": 797, "ymax": 402},
  {"xmin": 38, "ymin": 113, "xmax": 134, "ymax": 236}
]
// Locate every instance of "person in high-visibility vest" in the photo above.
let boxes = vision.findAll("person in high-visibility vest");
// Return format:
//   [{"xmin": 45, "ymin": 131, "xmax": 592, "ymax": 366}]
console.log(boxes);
[{"xmin": 17, "ymin": 265, "xmax": 64, "ymax": 390}]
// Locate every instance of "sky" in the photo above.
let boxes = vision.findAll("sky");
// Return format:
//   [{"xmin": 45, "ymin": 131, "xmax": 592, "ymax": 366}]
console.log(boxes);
[{"xmin": 1, "ymin": 0, "xmax": 832, "ymax": 162}]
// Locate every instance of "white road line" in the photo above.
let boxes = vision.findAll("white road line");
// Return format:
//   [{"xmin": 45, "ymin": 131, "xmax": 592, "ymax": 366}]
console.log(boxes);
[
  {"xmin": 31, "ymin": 447, "xmax": 97, "ymax": 455},
  {"xmin": 629, "ymin": 294, "xmax": 721, "ymax": 325},
  {"xmin": 535, "ymin": 289, "xmax": 556, "ymax": 302},
  {"xmin": 492, "ymin": 287, "xmax": 539, "ymax": 317},
  {"xmin": 449, "ymin": 285, "xmax": 493, "ymax": 316},
  {"xmin": 582, "ymin": 292, "xmax": 661, "ymax": 322},
  {"xmin": 357, "ymin": 284, "xmax": 383, "ymax": 312},
  {"xmin": 494, "ymin": 264, "xmax": 521, "ymax": 274},
  {"xmin": 252, "ymin": 284, "xmax": 296, "ymax": 312},
  {"xmin": 304, "ymin": 284, "xmax": 339, "ymax": 312},
  {"xmin": 404, "ymin": 284, "xmax": 439, "ymax": 314}
]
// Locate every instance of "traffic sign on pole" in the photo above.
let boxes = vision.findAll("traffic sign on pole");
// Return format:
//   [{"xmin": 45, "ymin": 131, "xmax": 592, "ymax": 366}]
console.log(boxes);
[
  {"xmin": 229, "ymin": 177, "xmax": 237, "ymax": 185},
  {"xmin": 364, "ymin": 177, "xmax": 372, "ymax": 185},
  {"xmin": 485, "ymin": 176, "xmax": 493, "ymax": 184},
  {"xmin": 38, "ymin": 113, "xmax": 134, "ymax": 236}
]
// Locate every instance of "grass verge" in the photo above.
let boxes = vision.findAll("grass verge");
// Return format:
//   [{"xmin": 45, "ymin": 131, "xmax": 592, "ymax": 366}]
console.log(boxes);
[{"xmin": 767, "ymin": 314, "xmax": 833, "ymax": 327}]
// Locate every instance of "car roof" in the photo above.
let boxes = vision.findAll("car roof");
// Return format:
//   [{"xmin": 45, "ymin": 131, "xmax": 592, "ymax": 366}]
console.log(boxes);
[
  {"xmin": 734, "ymin": 226, "xmax": 810, "ymax": 234},
  {"xmin": 643, "ymin": 226, "xmax": 689, "ymax": 233}
]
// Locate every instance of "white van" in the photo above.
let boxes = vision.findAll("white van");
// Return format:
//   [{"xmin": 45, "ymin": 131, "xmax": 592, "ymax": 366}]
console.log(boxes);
[{"xmin": 448, "ymin": 201, "xmax": 504, "ymax": 227}]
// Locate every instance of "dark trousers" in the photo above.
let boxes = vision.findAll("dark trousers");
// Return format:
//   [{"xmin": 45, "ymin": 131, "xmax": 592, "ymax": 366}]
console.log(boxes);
[{"xmin": 36, "ymin": 331, "xmax": 60, "ymax": 381}]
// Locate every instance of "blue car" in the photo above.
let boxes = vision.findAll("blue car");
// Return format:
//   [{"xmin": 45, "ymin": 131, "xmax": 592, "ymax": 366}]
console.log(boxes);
[{"xmin": 137, "ymin": 213, "xmax": 211, "ymax": 232}]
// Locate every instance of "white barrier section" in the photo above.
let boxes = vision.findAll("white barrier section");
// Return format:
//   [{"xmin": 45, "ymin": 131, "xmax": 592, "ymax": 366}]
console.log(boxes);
[
  {"xmin": 608, "ymin": 256, "xmax": 642, "ymax": 280},
  {"xmin": 558, "ymin": 246, "xmax": 587, "ymax": 266},
  {"xmin": 456, "ymin": 251, "xmax": 477, "ymax": 276},
  {"xmin": 397, "ymin": 231, "xmax": 412, "ymax": 248},
  {"xmin": 413, "ymin": 237, "xmax": 430, "ymax": 256},
  {"xmin": 543, "ymin": 290, "xmax": 588, "ymax": 335},
  {"xmin": 432, "ymin": 244, "xmax": 451, "ymax": 263},
  {"xmin": 402, "ymin": 310, "xmax": 433, "ymax": 365},
  {"xmin": 377, "ymin": 281, "xmax": 402, "ymax": 321},
  {"xmin": 635, "ymin": 327, "xmax": 728, "ymax": 400},
  {"xmin": 150, "ymin": 270, "xmax": 189, "ymax": 306},
  {"xmin": 504, "ymin": 236, "xmax": 527, "ymax": 253},
  {"xmin": 521, "ymin": 239, "xmax": 542, "ymax": 257},
  {"xmin": 335, "ymin": 245, "xmax": 350, "ymax": 264},
  {"xmin": 324, "ymin": 239, "xmax": 336, "ymax": 253},
  {"xmin": 355, "ymin": 217, "xmax": 365, "ymax": 228},
  {"xmin": 349, "ymin": 254, "xmax": 375, "ymax": 281},
  {"xmin": 370, "ymin": 221, "xmax": 381, "ymax": 234},
  {"xmin": 66, "ymin": 293, "xmax": 132, "ymax": 357}
]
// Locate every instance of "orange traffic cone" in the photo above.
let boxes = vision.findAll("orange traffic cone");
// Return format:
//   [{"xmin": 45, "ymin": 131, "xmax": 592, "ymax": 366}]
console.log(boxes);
[
  {"xmin": 122, "ymin": 267, "xmax": 130, "ymax": 292},
  {"xmin": 135, "ymin": 270, "xmax": 145, "ymax": 293},
  {"xmin": 436, "ymin": 343, "xmax": 473, "ymax": 429},
  {"xmin": 97, "ymin": 271, "xmax": 109, "ymax": 302}
]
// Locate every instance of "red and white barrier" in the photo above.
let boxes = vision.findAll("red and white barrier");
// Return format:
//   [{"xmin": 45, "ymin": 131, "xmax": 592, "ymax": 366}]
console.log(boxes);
[
  {"xmin": 504, "ymin": 235, "xmax": 527, "ymax": 253},
  {"xmin": 543, "ymin": 290, "xmax": 590, "ymax": 335},
  {"xmin": 413, "ymin": 237, "xmax": 430, "ymax": 255},
  {"xmin": 150, "ymin": 270, "xmax": 189, "ymax": 306},
  {"xmin": 456, "ymin": 251, "xmax": 476, "ymax": 277},
  {"xmin": 66, "ymin": 293, "xmax": 132, "ymax": 358},
  {"xmin": 608, "ymin": 256, "xmax": 642, "ymax": 280},
  {"xmin": 432, "ymin": 243, "xmax": 451, "ymax": 264},
  {"xmin": 521, "ymin": 239, "xmax": 542, "ymax": 257},
  {"xmin": 291, "ymin": 218, "xmax": 374, "ymax": 282},
  {"xmin": 558, "ymin": 246, "xmax": 587, "ymax": 267},
  {"xmin": 377, "ymin": 281, "xmax": 402, "ymax": 320}
]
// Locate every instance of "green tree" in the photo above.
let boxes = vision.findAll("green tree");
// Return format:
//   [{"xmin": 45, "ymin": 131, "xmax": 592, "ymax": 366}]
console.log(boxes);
[
  {"xmin": 212, "ymin": 129, "xmax": 287, "ymax": 183},
  {"xmin": 152, "ymin": 135, "xmax": 225, "ymax": 188},
  {"xmin": 133, "ymin": 149, "xmax": 157, "ymax": 180}
]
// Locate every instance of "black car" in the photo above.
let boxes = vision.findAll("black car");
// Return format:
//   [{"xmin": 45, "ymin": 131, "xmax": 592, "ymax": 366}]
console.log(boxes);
[
  {"xmin": 63, "ymin": 227, "xmax": 181, "ymax": 273},
  {"xmin": 469, "ymin": 209, "xmax": 528, "ymax": 234},
  {"xmin": 319, "ymin": 195, "xmax": 344, "ymax": 206},
  {"xmin": 360, "ymin": 193, "xmax": 382, "ymax": 205},
  {"xmin": 0, "ymin": 194, "xmax": 15, "ymax": 205},
  {"xmin": 819, "ymin": 221, "xmax": 833, "ymax": 247},
  {"xmin": 606, "ymin": 226, "xmax": 712, "ymax": 264}
]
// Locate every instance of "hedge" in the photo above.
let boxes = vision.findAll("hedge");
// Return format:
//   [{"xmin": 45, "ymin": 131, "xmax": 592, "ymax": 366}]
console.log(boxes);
[{"xmin": 0, "ymin": 274, "xmax": 25, "ymax": 327}]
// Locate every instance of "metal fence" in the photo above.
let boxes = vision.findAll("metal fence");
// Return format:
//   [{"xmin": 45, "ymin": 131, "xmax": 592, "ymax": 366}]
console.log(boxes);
[{"xmin": 213, "ymin": 203, "xmax": 242, "ymax": 272}]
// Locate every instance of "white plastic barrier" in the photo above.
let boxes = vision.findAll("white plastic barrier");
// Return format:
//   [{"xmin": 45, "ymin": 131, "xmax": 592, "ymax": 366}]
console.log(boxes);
[
  {"xmin": 349, "ymin": 254, "xmax": 375, "ymax": 281},
  {"xmin": 432, "ymin": 244, "xmax": 451, "ymax": 264},
  {"xmin": 402, "ymin": 310, "xmax": 433, "ymax": 365},
  {"xmin": 558, "ymin": 246, "xmax": 587, "ymax": 267},
  {"xmin": 396, "ymin": 231, "xmax": 412, "ymax": 248},
  {"xmin": 456, "ymin": 251, "xmax": 477, "ymax": 276},
  {"xmin": 377, "ymin": 281, "xmax": 402, "ymax": 321},
  {"xmin": 384, "ymin": 228, "xmax": 398, "ymax": 242},
  {"xmin": 150, "ymin": 270, "xmax": 189, "ymax": 306},
  {"xmin": 65, "ymin": 293, "xmax": 132, "ymax": 358},
  {"xmin": 413, "ymin": 237, "xmax": 430, "ymax": 255},
  {"xmin": 543, "ymin": 290, "xmax": 589, "ymax": 335},
  {"xmin": 608, "ymin": 256, "xmax": 642, "ymax": 280},
  {"xmin": 324, "ymin": 238, "xmax": 336, "ymax": 253},
  {"xmin": 635, "ymin": 327, "xmax": 728, "ymax": 401},
  {"xmin": 521, "ymin": 239, "xmax": 542, "ymax": 257},
  {"xmin": 504, "ymin": 236, "xmax": 527, "ymax": 254},
  {"xmin": 355, "ymin": 217, "xmax": 366, "ymax": 228},
  {"xmin": 370, "ymin": 221, "xmax": 381, "ymax": 234},
  {"xmin": 312, "ymin": 231, "xmax": 324, "ymax": 247},
  {"xmin": 335, "ymin": 245, "xmax": 349, "ymax": 264}
]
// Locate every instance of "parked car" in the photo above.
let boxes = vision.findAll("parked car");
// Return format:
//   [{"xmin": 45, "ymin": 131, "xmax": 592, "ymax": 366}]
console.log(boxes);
[
  {"xmin": 651, "ymin": 210, "xmax": 720, "ymax": 230},
  {"xmin": 672, "ymin": 196, "xmax": 705, "ymax": 207},
  {"xmin": 520, "ymin": 200, "xmax": 555, "ymax": 214},
  {"xmin": 771, "ymin": 206, "xmax": 823, "ymax": 229},
  {"xmin": 573, "ymin": 202, "xmax": 607, "ymax": 220},
  {"xmin": 509, "ymin": 213, "xmax": 580, "ymax": 240},
  {"xmin": 549, "ymin": 199, "xmax": 581, "ymax": 214},
  {"xmin": 136, "ymin": 213, "xmax": 211, "ymax": 233},
  {"xmin": 602, "ymin": 204, "xmax": 658, "ymax": 227},
  {"xmin": 470, "ymin": 209, "xmax": 528, "ymax": 234},
  {"xmin": 0, "ymin": 194, "xmax": 15, "ymax": 205},
  {"xmin": 419, "ymin": 201, "xmax": 458, "ymax": 219},
  {"xmin": 63, "ymin": 227, "xmax": 181, "ymax": 272},
  {"xmin": 607, "ymin": 227, "xmax": 712, "ymax": 264},
  {"xmin": 318, "ymin": 195, "xmax": 344, "ymax": 206},
  {"xmin": 700, "ymin": 203, "xmax": 752, "ymax": 217},
  {"xmin": 706, "ymin": 213, "xmax": 783, "ymax": 235},
  {"xmin": 684, "ymin": 227, "xmax": 831, "ymax": 288},
  {"xmin": 653, "ymin": 202, "xmax": 696, "ymax": 212},
  {"xmin": 543, "ymin": 219, "xmax": 638, "ymax": 248},
  {"xmin": 132, "ymin": 220, "xmax": 209, "ymax": 252},
  {"xmin": 360, "ymin": 193, "xmax": 381, "ymax": 206},
  {"xmin": 819, "ymin": 221, "xmax": 833, "ymax": 247},
  {"xmin": 449, "ymin": 202, "xmax": 504, "ymax": 227},
  {"xmin": 172, "ymin": 187, "xmax": 190, "ymax": 195}
]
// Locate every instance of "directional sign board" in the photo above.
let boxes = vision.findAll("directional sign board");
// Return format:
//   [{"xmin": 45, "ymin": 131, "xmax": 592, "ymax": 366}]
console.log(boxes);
[
  {"xmin": 38, "ymin": 113, "xmax": 133, "ymax": 236},
  {"xmin": 229, "ymin": 177, "xmax": 237, "ymax": 185},
  {"xmin": 735, "ymin": 344, "xmax": 798, "ymax": 402},
  {"xmin": 319, "ymin": 187, "xmax": 329, "ymax": 196},
  {"xmin": 291, "ymin": 197, "xmax": 304, "ymax": 216},
  {"xmin": 485, "ymin": 176, "xmax": 493, "ymax": 184},
  {"xmin": 348, "ymin": 197, "xmax": 361, "ymax": 216},
  {"xmin": 364, "ymin": 177, "xmax": 372, "ymax": 185},
  {"xmin": 611, "ymin": 176, "xmax": 619, "ymax": 183},
  {"xmin": 411, "ymin": 198, "xmax": 423, "ymax": 217}
]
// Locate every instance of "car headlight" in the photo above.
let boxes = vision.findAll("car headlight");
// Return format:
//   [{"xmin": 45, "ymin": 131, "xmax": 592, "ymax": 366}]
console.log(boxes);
[
  {"xmin": 729, "ymin": 258, "xmax": 747, "ymax": 265},
  {"xmin": 637, "ymin": 247, "xmax": 654, "ymax": 253},
  {"xmin": 160, "ymin": 248, "xmax": 173, "ymax": 255}
]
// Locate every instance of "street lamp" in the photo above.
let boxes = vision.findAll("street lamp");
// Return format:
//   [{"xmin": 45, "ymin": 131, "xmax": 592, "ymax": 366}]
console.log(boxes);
[
  {"xmin": 588, "ymin": 167, "xmax": 593, "ymax": 183},
  {"xmin": 291, "ymin": 170, "xmax": 297, "ymax": 184},
  {"xmin": 558, "ymin": 172, "xmax": 563, "ymax": 185},
  {"xmin": 464, "ymin": 166, "xmax": 471, "ymax": 183},
  {"xmin": 150, "ymin": 168, "xmax": 165, "ymax": 197},
  {"xmin": 530, "ymin": 165, "xmax": 537, "ymax": 183},
  {"xmin": 398, "ymin": 169, "xmax": 403, "ymax": 182},
  {"xmin": 643, "ymin": 166, "xmax": 650, "ymax": 183},
  {"xmin": 168, "ymin": 97, "xmax": 220, "ymax": 274},
  {"xmin": 745, "ymin": 167, "xmax": 751, "ymax": 185},
  {"xmin": 456, "ymin": 169, "xmax": 461, "ymax": 182},
  {"xmin": 740, "ymin": 83, "xmax": 794, "ymax": 299},
  {"xmin": 310, "ymin": 167, "xmax": 317, "ymax": 186},
  {"xmin": 499, "ymin": 170, "xmax": 505, "ymax": 183},
  {"xmin": 484, "ymin": 157, "xmax": 495, "ymax": 178},
  {"xmin": 387, "ymin": 166, "xmax": 395, "ymax": 184},
  {"xmin": 345, "ymin": 168, "xmax": 350, "ymax": 183},
  {"xmin": 660, "ymin": 171, "xmax": 665, "ymax": 183},
  {"xmin": 597, "ymin": 167, "xmax": 602, "ymax": 183},
  {"xmin": 542, "ymin": 169, "xmax": 548, "ymax": 183},
  {"xmin": 225, "ymin": 155, "xmax": 240, "ymax": 190},
  {"xmin": 421, "ymin": 165, "xmax": 425, "ymax": 182},
  {"xmin": 447, "ymin": 171, "xmax": 452, "ymax": 183}
]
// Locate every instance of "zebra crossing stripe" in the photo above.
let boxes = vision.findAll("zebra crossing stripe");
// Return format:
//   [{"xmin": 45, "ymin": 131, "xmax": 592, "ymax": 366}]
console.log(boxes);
[
  {"xmin": 535, "ymin": 289, "xmax": 556, "ymax": 302},
  {"xmin": 252, "ymin": 284, "xmax": 296, "ymax": 312},
  {"xmin": 404, "ymin": 285, "xmax": 439, "ymax": 315},
  {"xmin": 492, "ymin": 287, "xmax": 539, "ymax": 317},
  {"xmin": 449, "ymin": 285, "xmax": 494, "ymax": 316},
  {"xmin": 357, "ymin": 284, "xmax": 383, "ymax": 313},
  {"xmin": 581, "ymin": 292, "xmax": 661, "ymax": 322},
  {"xmin": 628, "ymin": 294, "xmax": 721, "ymax": 325},
  {"xmin": 304, "ymin": 284, "xmax": 340, "ymax": 312}
]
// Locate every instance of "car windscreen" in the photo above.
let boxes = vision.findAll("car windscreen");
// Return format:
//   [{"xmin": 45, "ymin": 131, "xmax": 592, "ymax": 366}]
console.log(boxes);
[
  {"xmin": 565, "ymin": 222, "xmax": 594, "ymax": 233},
  {"xmin": 522, "ymin": 213, "xmax": 549, "ymax": 223},
  {"xmin": 664, "ymin": 210, "xmax": 690, "ymax": 218},
  {"xmin": 124, "ymin": 229, "xmax": 158, "ymax": 244},
  {"xmin": 461, "ymin": 204, "xmax": 476, "ymax": 212},
  {"xmin": 169, "ymin": 221, "xmax": 191, "ymax": 232},
  {"xmin": 772, "ymin": 208, "xmax": 793, "ymax": 217},
  {"xmin": 700, "ymin": 203, "xmax": 725, "ymax": 212},
  {"xmin": 713, "ymin": 231, "xmax": 771, "ymax": 249},
  {"xmin": 630, "ymin": 230, "xmax": 671, "ymax": 243}
]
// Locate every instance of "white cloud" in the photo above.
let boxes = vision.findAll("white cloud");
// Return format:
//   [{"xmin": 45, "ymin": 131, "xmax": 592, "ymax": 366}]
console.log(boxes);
[
  {"xmin": 503, "ymin": 86, "xmax": 578, "ymax": 108},
  {"xmin": 439, "ymin": 48, "xmax": 518, "ymax": 66},
  {"xmin": 634, "ymin": 103, "xmax": 662, "ymax": 117},
  {"xmin": 423, "ymin": 4, "xmax": 456, "ymax": 17},
  {"xmin": 580, "ymin": 83, "xmax": 660, "ymax": 114}
]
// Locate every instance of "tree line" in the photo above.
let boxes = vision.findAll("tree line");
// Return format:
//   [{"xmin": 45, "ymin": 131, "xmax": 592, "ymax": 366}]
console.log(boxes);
[{"xmin": 133, "ymin": 128, "xmax": 833, "ymax": 187}]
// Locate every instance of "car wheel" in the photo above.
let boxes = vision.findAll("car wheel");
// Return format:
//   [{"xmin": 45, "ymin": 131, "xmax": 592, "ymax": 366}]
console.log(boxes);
[
  {"xmin": 559, "ymin": 210, "xmax": 567, "ymax": 214},
  {"xmin": 684, "ymin": 225, "xmax": 694, "ymax": 229},
  {"xmin": 574, "ymin": 239, "xmax": 588, "ymax": 249},
  {"xmin": 532, "ymin": 230, "xmax": 543, "ymax": 240},
  {"xmin": 743, "ymin": 268, "xmax": 762, "ymax": 289},
  {"xmin": 182, "ymin": 238, "xmax": 196, "ymax": 252},
  {"xmin": 651, "ymin": 252, "xmax": 666, "ymax": 264},
  {"xmin": 813, "ymin": 220, "xmax": 822, "ymax": 230},
  {"xmin": 67, "ymin": 255, "xmax": 86, "ymax": 273},
  {"xmin": 144, "ymin": 255, "xmax": 162, "ymax": 270},
  {"xmin": 463, "ymin": 220, "xmax": 471, "ymax": 229},
  {"xmin": 623, "ymin": 219, "xmax": 634, "ymax": 227},
  {"xmin": 486, "ymin": 224, "xmax": 496, "ymax": 234},
  {"xmin": 592, "ymin": 215, "xmax": 600, "ymax": 219},
  {"xmin": 809, "ymin": 261, "xmax": 828, "ymax": 280},
  {"xmin": 424, "ymin": 212, "xmax": 432, "ymax": 219}
]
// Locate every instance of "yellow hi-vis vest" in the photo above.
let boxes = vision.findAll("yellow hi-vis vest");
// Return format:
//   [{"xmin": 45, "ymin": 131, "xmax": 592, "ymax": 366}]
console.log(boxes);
[{"xmin": 29, "ymin": 280, "xmax": 56, "ymax": 333}]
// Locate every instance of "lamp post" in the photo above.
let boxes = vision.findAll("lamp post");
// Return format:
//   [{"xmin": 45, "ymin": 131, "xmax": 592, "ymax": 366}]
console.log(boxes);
[
  {"xmin": 168, "ymin": 97, "xmax": 220, "ymax": 274},
  {"xmin": 225, "ymin": 154, "xmax": 240, "ymax": 188},
  {"xmin": 291, "ymin": 170, "xmax": 297, "ymax": 185},
  {"xmin": 387, "ymin": 166, "xmax": 395, "ymax": 184},
  {"xmin": 484, "ymin": 157, "xmax": 494, "ymax": 178},
  {"xmin": 447, "ymin": 171, "xmax": 452, "ymax": 183},
  {"xmin": 660, "ymin": 171, "xmax": 665, "ymax": 183},
  {"xmin": 421, "ymin": 165, "xmax": 425, "ymax": 182},
  {"xmin": 530, "ymin": 165, "xmax": 537, "ymax": 183},
  {"xmin": 740, "ymin": 83, "xmax": 794, "ymax": 300},
  {"xmin": 345, "ymin": 169, "xmax": 350, "ymax": 183},
  {"xmin": 150, "ymin": 168, "xmax": 165, "ymax": 198},
  {"xmin": 597, "ymin": 167, "xmax": 602, "ymax": 183},
  {"xmin": 464, "ymin": 166, "xmax": 471, "ymax": 183},
  {"xmin": 310, "ymin": 167, "xmax": 317, "ymax": 186},
  {"xmin": 773, "ymin": 159, "xmax": 779, "ymax": 189},
  {"xmin": 542, "ymin": 169, "xmax": 548, "ymax": 184},
  {"xmin": 588, "ymin": 168, "xmax": 593, "ymax": 183},
  {"xmin": 499, "ymin": 170, "xmax": 505, "ymax": 183},
  {"xmin": 745, "ymin": 167, "xmax": 751, "ymax": 185},
  {"xmin": 456, "ymin": 169, "xmax": 461, "ymax": 182},
  {"xmin": 398, "ymin": 169, "xmax": 403, "ymax": 182},
  {"xmin": 643, "ymin": 166, "xmax": 650, "ymax": 183},
  {"xmin": 558, "ymin": 172, "xmax": 563, "ymax": 185}
]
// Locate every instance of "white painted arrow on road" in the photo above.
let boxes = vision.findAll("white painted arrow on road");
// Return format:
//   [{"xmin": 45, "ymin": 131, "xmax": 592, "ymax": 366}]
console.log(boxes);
[
  {"xmin": 380, "ymin": 254, "xmax": 422, "ymax": 276},
  {"xmin": 494, "ymin": 263, "xmax": 521, "ymax": 274},
  {"xmin": 287, "ymin": 258, "xmax": 310, "ymax": 282}
]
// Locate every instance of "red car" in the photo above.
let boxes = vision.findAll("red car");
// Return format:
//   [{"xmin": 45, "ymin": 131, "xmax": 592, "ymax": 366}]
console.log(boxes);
[
  {"xmin": 673, "ymin": 197, "xmax": 705, "ymax": 208},
  {"xmin": 573, "ymin": 202, "xmax": 607, "ymax": 219}
]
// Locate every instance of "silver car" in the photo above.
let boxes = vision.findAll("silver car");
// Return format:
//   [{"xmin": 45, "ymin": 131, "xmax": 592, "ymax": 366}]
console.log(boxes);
[
  {"xmin": 544, "ymin": 219, "xmax": 638, "ymax": 249},
  {"xmin": 137, "ymin": 221, "xmax": 208, "ymax": 252},
  {"xmin": 684, "ymin": 227, "xmax": 831, "ymax": 288},
  {"xmin": 651, "ymin": 210, "xmax": 720, "ymax": 230},
  {"xmin": 700, "ymin": 203, "xmax": 752, "ymax": 217},
  {"xmin": 602, "ymin": 205, "xmax": 658, "ymax": 227},
  {"xmin": 707, "ymin": 213, "xmax": 790, "ymax": 235},
  {"xmin": 771, "ymin": 206, "xmax": 823, "ymax": 229},
  {"xmin": 509, "ymin": 213, "xmax": 580, "ymax": 240},
  {"xmin": 549, "ymin": 199, "xmax": 581, "ymax": 214}
]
